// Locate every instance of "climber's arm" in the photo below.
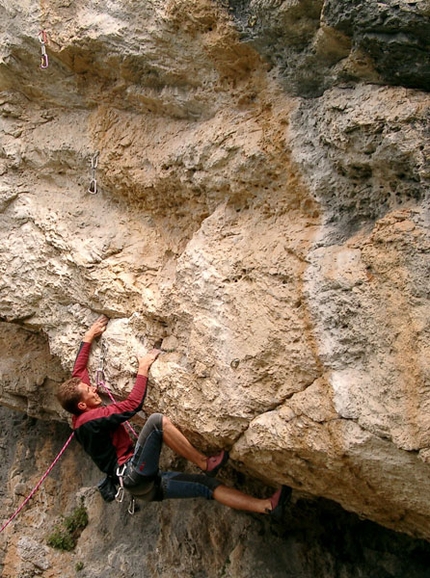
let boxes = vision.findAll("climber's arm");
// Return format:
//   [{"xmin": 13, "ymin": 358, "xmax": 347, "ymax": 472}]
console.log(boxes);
[{"xmin": 72, "ymin": 315, "xmax": 109, "ymax": 383}]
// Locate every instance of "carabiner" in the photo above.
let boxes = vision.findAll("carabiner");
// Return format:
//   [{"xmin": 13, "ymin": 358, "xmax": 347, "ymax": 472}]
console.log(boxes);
[
  {"xmin": 88, "ymin": 178, "xmax": 97, "ymax": 195},
  {"xmin": 40, "ymin": 50, "xmax": 49, "ymax": 69},
  {"xmin": 115, "ymin": 463, "xmax": 127, "ymax": 503},
  {"xmin": 95, "ymin": 369, "xmax": 105, "ymax": 388},
  {"xmin": 38, "ymin": 31, "xmax": 49, "ymax": 70},
  {"xmin": 128, "ymin": 498, "xmax": 136, "ymax": 516},
  {"xmin": 115, "ymin": 486, "xmax": 125, "ymax": 503}
]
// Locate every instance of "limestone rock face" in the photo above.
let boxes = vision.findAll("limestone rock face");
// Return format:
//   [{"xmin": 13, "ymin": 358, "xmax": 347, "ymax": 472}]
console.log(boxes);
[
  {"xmin": 0, "ymin": 0, "xmax": 429, "ymax": 549},
  {"xmin": 228, "ymin": 0, "xmax": 430, "ymax": 95}
]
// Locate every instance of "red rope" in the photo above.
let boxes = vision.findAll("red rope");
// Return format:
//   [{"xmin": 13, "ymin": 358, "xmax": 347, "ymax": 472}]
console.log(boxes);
[
  {"xmin": 0, "ymin": 431, "xmax": 75, "ymax": 534},
  {"xmin": 1, "ymin": 364, "xmax": 138, "ymax": 533}
]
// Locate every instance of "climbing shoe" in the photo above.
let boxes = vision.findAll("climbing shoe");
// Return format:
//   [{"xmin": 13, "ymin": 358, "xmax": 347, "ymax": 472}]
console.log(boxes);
[
  {"xmin": 206, "ymin": 450, "xmax": 229, "ymax": 477},
  {"xmin": 269, "ymin": 485, "xmax": 292, "ymax": 521}
]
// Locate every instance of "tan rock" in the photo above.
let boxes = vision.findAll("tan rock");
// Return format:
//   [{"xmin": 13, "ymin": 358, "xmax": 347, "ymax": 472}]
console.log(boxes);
[{"xmin": 0, "ymin": 0, "xmax": 429, "ymax": 546}]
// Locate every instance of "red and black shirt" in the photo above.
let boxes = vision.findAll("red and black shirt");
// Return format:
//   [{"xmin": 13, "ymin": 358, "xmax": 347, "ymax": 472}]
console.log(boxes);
[{"xmin": 71, "ymin": 342, "xmax": 147, "ymax": 476}]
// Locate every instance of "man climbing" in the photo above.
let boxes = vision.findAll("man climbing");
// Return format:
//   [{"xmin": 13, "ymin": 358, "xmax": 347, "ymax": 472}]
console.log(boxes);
[{"xmin": 57, "ymin": 315, "xmax": 290, "ymax": 518}]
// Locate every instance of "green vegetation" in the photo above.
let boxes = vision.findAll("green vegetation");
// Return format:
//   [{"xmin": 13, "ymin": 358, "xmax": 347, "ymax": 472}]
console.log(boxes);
[{"xmin": 47, "ymin": 500, "xmax": 89, "ymax": 551}]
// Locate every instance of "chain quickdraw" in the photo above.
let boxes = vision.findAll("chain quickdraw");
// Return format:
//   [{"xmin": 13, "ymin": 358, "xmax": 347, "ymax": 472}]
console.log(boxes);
[
  {"xmin": 96, "ymin": 340, "xmax": 139, "ymax": 440},
  {"xmin": 38, "ymin": 30, "xmax": 49, "ymax": 69},
  {"xmin": 95, "ymin": 339, "xmax": 107, "ymax": 386}
]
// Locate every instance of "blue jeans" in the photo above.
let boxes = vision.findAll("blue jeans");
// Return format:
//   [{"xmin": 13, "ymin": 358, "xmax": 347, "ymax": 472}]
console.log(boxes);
[{"xmin": 129, "ymin": 413, "xmax": 221, "ymax": 501}]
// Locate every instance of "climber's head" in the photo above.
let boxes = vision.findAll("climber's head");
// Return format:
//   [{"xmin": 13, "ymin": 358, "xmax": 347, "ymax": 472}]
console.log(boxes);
[{"xmin": 57, "ymin": 378, "xmax": 102, "ymax": 415}]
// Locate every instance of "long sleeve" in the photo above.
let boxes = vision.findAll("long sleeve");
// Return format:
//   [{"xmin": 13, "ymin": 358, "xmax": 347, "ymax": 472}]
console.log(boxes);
[
  {"xmin": 72, "ymin": 342, "xmax": 92, "ymax": 385},
  {"xmin": 72, "ymin": 347, "xmax": 149, "ymax": 474}
]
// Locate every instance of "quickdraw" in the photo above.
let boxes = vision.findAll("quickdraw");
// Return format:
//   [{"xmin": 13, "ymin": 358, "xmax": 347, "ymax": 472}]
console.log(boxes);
[
  {"xmin": 88, "ymin": 151, "xmax": 99, "ymax": 194},
  {"xmin": 38, "ymin": 30, "xmax": 49, "ymax": 69},
  {"xmin": 95, "ymin": 338, "xmax": 108, "ymax": 386},
  {"xmin": 115, "ymin": 463, "xmax": 136, "ymax": 515},
  {"xmin": 115, "ymin": 463, "xmax": 127, "ymax": 504},
  {"xmin": 117, "ymin": 485, "xmax": 136, "ymax": 515}
]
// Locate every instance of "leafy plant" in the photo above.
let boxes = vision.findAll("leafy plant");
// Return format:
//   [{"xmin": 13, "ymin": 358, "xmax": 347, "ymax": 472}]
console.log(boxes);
[
  {"xmin": 47, "ymin": 528, "xmax": 75, "ymax": 551},
  {"xmin": 64, "ymin": 502, "xmax": 88, "ymax": 534},
  {"xmin": 47, "ymin": 500, "xmax": 89, "ymax": 551}
]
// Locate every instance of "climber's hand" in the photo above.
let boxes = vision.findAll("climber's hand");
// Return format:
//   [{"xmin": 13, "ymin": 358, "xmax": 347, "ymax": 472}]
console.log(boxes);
[
  {"xmin": 138, "ymin": 349, "xmax": 161, "ymax": 376},
  {"xmin": 83, "ymin": 315, "xmax": 109, "ymax": 343}
]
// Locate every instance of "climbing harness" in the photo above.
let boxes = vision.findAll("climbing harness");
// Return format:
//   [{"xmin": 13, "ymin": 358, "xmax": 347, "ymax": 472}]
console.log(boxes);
[
  {"xmin": 88, "ymin": 151, "xmax": 99, "ymax": 194},
  {"xmin": 38, "ymin": 30, "xmax": 49, "ymax": 69},
  {"xmin": 0, "ymin": 432, "xmax": 75, "ymax": 534}
]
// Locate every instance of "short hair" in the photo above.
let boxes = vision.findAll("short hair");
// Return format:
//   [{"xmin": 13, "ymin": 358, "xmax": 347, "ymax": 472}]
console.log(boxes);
[{"xmin": 57, "ymin": 377, "xmax": 83, "ymax": 415}]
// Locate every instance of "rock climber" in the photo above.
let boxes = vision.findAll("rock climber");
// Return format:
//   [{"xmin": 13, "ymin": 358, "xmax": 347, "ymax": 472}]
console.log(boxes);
[{"xmin": 57, "ymin": 315, "xmax": 290, "ymax": 518}]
